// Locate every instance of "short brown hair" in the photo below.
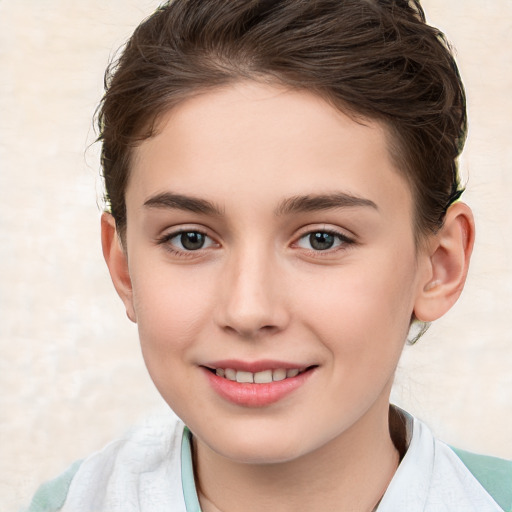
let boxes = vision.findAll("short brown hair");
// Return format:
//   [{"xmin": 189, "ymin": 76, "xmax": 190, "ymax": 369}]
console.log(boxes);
[{"xmin": 97, "ymin": 0, "xmax": 467, "ymax": 240}]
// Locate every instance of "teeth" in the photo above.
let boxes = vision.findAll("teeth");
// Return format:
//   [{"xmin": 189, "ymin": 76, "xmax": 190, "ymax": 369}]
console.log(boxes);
[
  {"xmin": 215, "ymin": 367, "xmax": 304, "ymax": 383},
  {"xmin": 254, "ymin": 370, "xmax": 273, "ymax": 384},
  {"xmin": 272, "ymin": 368, "xmax": 287, "ymax": 381},
  {"xmin": 236, "ymin": 371, "xmax": 254, "ymax": 383},
  {"xmin": 225, "ymin": 368, "xmax": 237, "ymax": 381}
]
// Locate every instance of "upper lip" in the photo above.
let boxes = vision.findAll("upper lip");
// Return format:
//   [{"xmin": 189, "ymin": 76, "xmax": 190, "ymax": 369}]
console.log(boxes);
[{"xmin": 202, "ymin": 359, "xmax": 314, "ymax": 373}]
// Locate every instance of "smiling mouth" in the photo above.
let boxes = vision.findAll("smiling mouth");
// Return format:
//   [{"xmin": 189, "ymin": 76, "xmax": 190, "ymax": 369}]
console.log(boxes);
[
  {"xmin": 203, "ymin": 364, "xmax": 317, "ymax": 407},
  {"xmin": 206, "ymin": 367, "xmax": 314, "ymax": 384}
]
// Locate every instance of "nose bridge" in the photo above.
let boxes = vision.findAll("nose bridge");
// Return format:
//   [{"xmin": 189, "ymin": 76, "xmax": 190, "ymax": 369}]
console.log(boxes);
[{"xmin": 218, "ymin": 241, "xmax": 286, "ymax": 337}]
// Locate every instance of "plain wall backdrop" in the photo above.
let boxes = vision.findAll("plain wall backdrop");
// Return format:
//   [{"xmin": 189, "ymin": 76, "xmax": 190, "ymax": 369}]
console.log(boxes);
[{"xmin": 1, "ymin": 1, "xmax": 511, "ymax": 510}]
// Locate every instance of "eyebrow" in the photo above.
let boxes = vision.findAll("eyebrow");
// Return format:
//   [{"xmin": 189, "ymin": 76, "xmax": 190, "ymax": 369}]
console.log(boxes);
[
  {"xmin": 143, "ymin": 192, "xmax": 224, "ymax": 216},
  {"xmin": 275, "ymin": 192, "xmax": 378, "ymax": 216},
  {"xmin": 143, "ymin": 191, "xmax": 377, "ymax": 217}
]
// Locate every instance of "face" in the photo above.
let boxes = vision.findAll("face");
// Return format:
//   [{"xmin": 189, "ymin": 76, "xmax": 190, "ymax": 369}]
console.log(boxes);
[{"xmin": 118, "ymin": 82, "xmax": 431, "ymax": 464}]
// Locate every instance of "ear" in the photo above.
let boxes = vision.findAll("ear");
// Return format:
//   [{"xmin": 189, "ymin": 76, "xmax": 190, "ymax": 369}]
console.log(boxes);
[
  {"xmin": 414, "ymin": 202, "xmax": 475, "ymax": 322},
  {"xmin": 101, "ymin": 212, "xmax": 137, "ymax": 322}
]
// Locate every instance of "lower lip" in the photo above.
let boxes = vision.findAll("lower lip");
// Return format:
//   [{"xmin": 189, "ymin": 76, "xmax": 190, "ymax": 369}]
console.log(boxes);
[{"xmin": 202, "ymin": 367, "xmax": 314, "ymax": 407}]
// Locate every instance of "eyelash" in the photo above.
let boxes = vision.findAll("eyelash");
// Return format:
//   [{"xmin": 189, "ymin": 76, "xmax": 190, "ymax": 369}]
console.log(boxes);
[
  {"xmin": 156, "ymin": 227, "xmax": 355, "ymax": 258},
  {"xmin": 156, "ymin": 229, "xmax": 217, "ymax": 258},
  {"xmin": 294, "ymin": 229, "xmax": 355, "ymax": 255}
]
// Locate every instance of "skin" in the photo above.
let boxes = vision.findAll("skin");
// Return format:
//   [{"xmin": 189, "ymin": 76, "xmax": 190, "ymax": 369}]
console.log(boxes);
[{"xmin": 102, "ymin": 82, "xmax": 474, "ymax": 512}]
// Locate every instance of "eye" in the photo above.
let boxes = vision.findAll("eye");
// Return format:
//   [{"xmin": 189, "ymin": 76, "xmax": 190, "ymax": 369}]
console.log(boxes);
[
  {"xmin": 296, "ymin": 230, "xmax": 352, "ymax": 251},
  {"xmin": 162, "ymin": 230, "xmax": 216, "ymax": 252}
]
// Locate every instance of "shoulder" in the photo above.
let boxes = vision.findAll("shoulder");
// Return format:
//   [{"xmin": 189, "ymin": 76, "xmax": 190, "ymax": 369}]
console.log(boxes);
[
  {"xmin": 22, "ymin": 459, "xmax": 83, "ymax": 512},
  {"xmin": 381, "ymin": 407, "xmax": 510, "ymax": 512},
  {"xmin": 424, "ymin": 427, "xmax": 511, "ymax": 512},
  {"xmin": 23, "ymin": 411, "xmax": 187, "ymax": 512},
  {"xmin": 450, "ymin": 447, "xmax": 512, "ymax": 512}
]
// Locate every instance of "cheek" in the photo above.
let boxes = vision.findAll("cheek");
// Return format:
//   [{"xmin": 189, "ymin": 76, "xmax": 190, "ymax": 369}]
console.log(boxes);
[
  {"xmin": 130, "ymin": 264, "xmax": 217, "ymax": 356},
  {"xmin": 292, "ymin": 254, "xmax": 417, "ymax": 354},
  {"xmin": 129, "ymin": 266, "xmax": 219, "ymax": 411}
]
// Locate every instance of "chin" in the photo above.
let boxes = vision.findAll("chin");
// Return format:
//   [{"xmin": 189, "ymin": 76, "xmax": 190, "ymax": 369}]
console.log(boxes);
[
  {"xmin": 195, "ymin": 420, "xmax": 317, "ymax": 465},
  {"xmin": 215, "ymin": 440, "xmax": 305, "ymax": 465}
]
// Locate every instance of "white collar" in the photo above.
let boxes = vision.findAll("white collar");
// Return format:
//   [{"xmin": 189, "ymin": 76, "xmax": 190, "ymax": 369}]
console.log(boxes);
[{"xmin": 378, "ymin": 407, "xmax": 502, "ymax": 512}]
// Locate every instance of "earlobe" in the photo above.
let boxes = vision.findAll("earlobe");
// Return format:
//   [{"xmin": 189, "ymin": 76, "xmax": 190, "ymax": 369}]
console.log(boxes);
[
  {"xmin": 101, "ymin": 212, "xmax": 137, "ymax": 323},
  {"xmin": 414, "ymin": 202, "xmax": 475, "ymax": 322}
]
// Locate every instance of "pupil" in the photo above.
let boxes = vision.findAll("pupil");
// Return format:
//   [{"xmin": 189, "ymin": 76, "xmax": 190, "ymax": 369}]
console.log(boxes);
[
  {"xmin": 181, "ymin": 232, "xmax": 205, "ymax": 250},
  {"xmin": 310, "ymin": 232, "xmax": 334, "ymax": 250}
]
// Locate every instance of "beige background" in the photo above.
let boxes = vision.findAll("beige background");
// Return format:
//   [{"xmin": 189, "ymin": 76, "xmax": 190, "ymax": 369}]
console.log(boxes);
[{"xmin": 1, "ymin": 1, "xmax": 511, "ymax": 510}]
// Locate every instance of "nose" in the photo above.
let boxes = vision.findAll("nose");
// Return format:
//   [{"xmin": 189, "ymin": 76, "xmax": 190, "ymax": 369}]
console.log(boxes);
[{"xmin": 215, "ymin": 247, "xmax": 290, "ymax": 339}]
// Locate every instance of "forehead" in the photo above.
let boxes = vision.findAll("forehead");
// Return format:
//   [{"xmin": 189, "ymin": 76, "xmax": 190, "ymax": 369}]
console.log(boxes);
[{"xmin": 127, "ymin": 82, "xmax": 413, "ymax": 224}]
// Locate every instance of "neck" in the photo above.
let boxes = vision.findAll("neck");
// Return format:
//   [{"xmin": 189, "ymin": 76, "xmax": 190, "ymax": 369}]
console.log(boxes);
[{"xmin": 194, "ymin": 399, "xmax": 400, "ymax": 512}]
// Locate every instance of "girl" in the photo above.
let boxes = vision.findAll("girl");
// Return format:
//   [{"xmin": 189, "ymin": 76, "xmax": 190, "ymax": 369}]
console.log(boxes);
[{"xmin": 24, "ymin": 1, "xmax": 511, "ymax": 511}]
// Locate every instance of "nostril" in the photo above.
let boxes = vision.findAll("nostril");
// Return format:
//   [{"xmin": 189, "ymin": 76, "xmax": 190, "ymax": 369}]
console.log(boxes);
[{"xmin": 223, "ymin": 323, "xmax": 280, "ymax": 339}]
